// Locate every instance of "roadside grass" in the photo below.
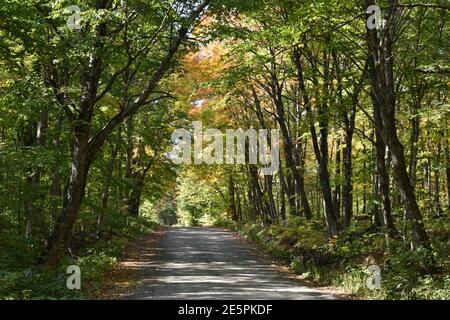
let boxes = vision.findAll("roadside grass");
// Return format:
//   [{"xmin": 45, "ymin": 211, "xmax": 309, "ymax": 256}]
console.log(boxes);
[
  {"xmin": 215, "ymin": 217, "xmax": 450, "ymax": 300},
  {"xmin": 0, "ymin": 216, "xmax": 159, "ymax": 300}
]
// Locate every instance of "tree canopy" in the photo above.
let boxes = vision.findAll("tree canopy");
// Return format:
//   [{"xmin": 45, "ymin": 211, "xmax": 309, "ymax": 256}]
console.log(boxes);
[{"xmin": 0, "ymin": 0, "xmax": 449, "ymax": 299}]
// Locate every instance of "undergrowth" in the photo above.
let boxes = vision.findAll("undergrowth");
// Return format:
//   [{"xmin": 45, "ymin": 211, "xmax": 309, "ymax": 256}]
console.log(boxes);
[
  {"xmin": 216, "ymin": 216, "xmax": 450, "ymax": 300},
  {"xmin": 0, "ymin": 216, "xmax": 159, "ymax": 300}
]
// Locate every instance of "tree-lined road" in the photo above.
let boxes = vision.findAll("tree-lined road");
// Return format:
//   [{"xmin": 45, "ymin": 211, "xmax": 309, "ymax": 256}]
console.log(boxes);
[{"xmin": 122, "ymin": 228, "xmax": 339, "ymax": 300}]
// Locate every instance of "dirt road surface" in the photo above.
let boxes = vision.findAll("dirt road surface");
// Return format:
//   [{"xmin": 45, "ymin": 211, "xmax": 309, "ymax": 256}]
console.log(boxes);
[{"xmin": 121, "ymin": 227, "xmax": 340, "ymax": 300}]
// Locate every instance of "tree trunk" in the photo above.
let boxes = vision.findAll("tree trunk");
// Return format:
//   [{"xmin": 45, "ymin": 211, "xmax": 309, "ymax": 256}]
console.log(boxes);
[
  {"xmin": 265, "ymin": 66, "xmax": 312, "ymax": 219},
  {"xmin": 293, "ymin": 47, "xmax": 338, "ymax": 235},
  {"xmin": 371, "ymin": 145, "xmax": 382, "ymax": 228},
  {"xmin": 433, "ymin": 142, "xmax": 442, "ymax": 216},
  {"xmin": 333, "ymin": 138, "xmax": 341, "ymax": 219},
  {"xmin": 22, "ymin": 108, "xmax": 48, "ymax": 238},
  {"xmin": 44, "ymin": 121, "xmax": 91, "ymax": 267},
  {"xmin": 50, "ymin": 114, "xmax": 63, "ymax": 228},
  {"xmin": 375, "ymin": 130, "xmax": 397, "ymax": 234},
  {"xmin": 365, "ymin": 0, "xmax": 430, "ymax": 248},
  {"xmin": 264, "ymin": 175, "xmax": 277, "ymax": 220},
  {"xmin": 296, "ymin": 141, "xmax": 312, "ymax": 219},
  {"xmin": 409, "ymin": 107, "xmax": 420, "ymax": 186},
  {"xmin": 278, "ymin": 164, "xmax": 287, "ymax": 220},
  {"xmin": 228, "ymin": 175, "xmax": 238, "ymax": 222},
  {"xmin": 342, "ymin": 130, "xmax": 354, "ymax": 227},
  {"xmin": 445, "ymin": 138, "xmax": 450, "ymax": 211},
  {"xmin": 248, "ymin": 165, "xmax": 266, "ymax": 224},
  {"xmin": 127, "ymin": 166, "xmax": 151, "ymax": 217},
  {"xmin": 341, "ymin": 59, "xmax": 367, "ymax": 228},
  {"xmin": 279, "ymin": 162, "xmax": 296, "ymax": 217},
  {"xmin": 97, "ymin": 129, "xmax": 120, "ymax": 237}
]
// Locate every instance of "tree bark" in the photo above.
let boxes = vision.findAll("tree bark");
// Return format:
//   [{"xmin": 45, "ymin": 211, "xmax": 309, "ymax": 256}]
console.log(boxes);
[
  {"xmin": 45, "ymin": 120, "xmax": 92, "ymax": 267},
  {"xmin": 375, "ymin": 129, "xmax": 397, "ymax": 234},
  {"xmin": 50, "ymin": 114, "xmax": 63, "ymax": 227},
  {"xmin": 342, "ymin": 129, "xmax": 354, "ymax": 227},
  {"xmin": 97, "ymin": 129, "xmax": 120, "ymax": 237},
  {"xmin": 293, "ymin": 47, "xmax": 338, "ymax": 235},
  {"xmin": 263, "ymin": 62, "xmax": 312, "ymax": 219},
  {"xmin": 342, "ymin": 60, "xmax": 369, "ymax": 227},
  {"xmin": 365, "ymin": 0, "xmax": 430, "ymax": 248},
  {"xmin": 228, "ymin": 174, "xmax": 238, "ymax": 222},
  {"xmin": 433, "ymin": 142, "xmax": 442, "ymax": 216},
  {"xmin": 127, "ymin": 175, "xmax": 145, "ymax": 217},
  {"xmin": 333, "ymin": 138, "xmax": 341, "ymax": 219},
  {"xmin": 445, "ymin": 138, "xmax": 450, "ymax": 211}
]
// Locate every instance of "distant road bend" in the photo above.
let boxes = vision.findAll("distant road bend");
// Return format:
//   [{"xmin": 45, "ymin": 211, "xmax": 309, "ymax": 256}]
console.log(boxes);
[{"xmin": 122, "ymin": 227, "xmax": 340, "ymax": 300}]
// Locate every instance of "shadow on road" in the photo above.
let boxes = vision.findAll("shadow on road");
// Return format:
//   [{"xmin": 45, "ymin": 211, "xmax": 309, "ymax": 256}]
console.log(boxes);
[{"xmin": 122, "ymin": 227, "xmax": 339, "ymax": 300}]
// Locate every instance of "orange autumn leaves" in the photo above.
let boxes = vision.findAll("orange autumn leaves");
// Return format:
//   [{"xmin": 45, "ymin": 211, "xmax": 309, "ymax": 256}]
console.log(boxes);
[{"xmin": 175, "ymin": 41, "xmax": 233, "ymax": 127}]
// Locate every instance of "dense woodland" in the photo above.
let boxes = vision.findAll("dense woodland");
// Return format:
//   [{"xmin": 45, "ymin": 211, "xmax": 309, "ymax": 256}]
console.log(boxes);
[{"xmin": 0, "ymin": 0, "xmax": 449, "ymax": 299}]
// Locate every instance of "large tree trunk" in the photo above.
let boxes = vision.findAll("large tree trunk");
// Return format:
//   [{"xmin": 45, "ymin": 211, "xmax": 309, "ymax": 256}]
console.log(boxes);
[
  {"xmin": 124, "ymin": 117, "xmax": 134, "ymax": 209},
  {"xmin": 375, "ymin": 129, "xmax": 397, "ymax": 234},
  {"xmin": 24, "ymin": 137, "xmax": 39, "ymax": 239},
  {"xmin": 236, "ymin": 184, "xmax": 243, "ymax": 221},
  {"xmin": 43, "ymin": 2, "xmax": 109, "ymax": 266},
  {"xmin": 317, "ymin": 144, "xmax": 339, "ymax": 236},
  {"xmin": 247, "ymin": 178, "xmax": 257, "ymax": 222},
  {"xmin": 45, "ymin": 121, "xmax": 92, "ymax": 267},
  {"xmin": 365, "ymin": 0, "xmax": 430, "ymax": 248}
]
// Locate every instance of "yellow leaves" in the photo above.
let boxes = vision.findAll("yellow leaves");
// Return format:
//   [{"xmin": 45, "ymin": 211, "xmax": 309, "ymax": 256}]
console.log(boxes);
[
  {"xmin": 131, "ymin": 145, "xmax": 155, "ymax": 161},
  {"xmin": 144, "ymin": 145, "xmax": 155, "ymax": 158},
  {"xmin": 96, "ymin": 96, "xmax": 121, "ymax": 115}
]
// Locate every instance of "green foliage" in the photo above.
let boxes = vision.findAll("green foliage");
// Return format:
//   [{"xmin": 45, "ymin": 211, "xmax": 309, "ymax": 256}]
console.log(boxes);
[
  {"xmin": 0, "ymin": 267, "xmax": 81, "ymax": 300},
  {"xmin": 176, "ymin": 169, "xmax": 228, "ymax": 226},
  {"xmin": 0, "ymin": 217, "xmax": 158, "ymax": 300},
  {"xmin": 0, "ymin": 0, "xmax": 449, "ymax": 301}
]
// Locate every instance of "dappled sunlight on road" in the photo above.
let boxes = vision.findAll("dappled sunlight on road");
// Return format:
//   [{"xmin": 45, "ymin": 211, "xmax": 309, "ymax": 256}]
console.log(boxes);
[{"xmin": 121, "ymin": 227, "xmax": 339, "ymax": 300}]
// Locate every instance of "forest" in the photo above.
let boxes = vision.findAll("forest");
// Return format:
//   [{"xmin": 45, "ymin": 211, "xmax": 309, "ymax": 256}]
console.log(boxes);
[{"xmin": 0, "ymin": 0, "xmax": 449, "ymax": 300}]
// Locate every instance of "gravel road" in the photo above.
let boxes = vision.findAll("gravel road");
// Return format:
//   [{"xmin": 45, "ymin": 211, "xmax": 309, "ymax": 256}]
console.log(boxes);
[{"xmin": 122, "ymin": 227, "xmax": 339, "ymax": 300}]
